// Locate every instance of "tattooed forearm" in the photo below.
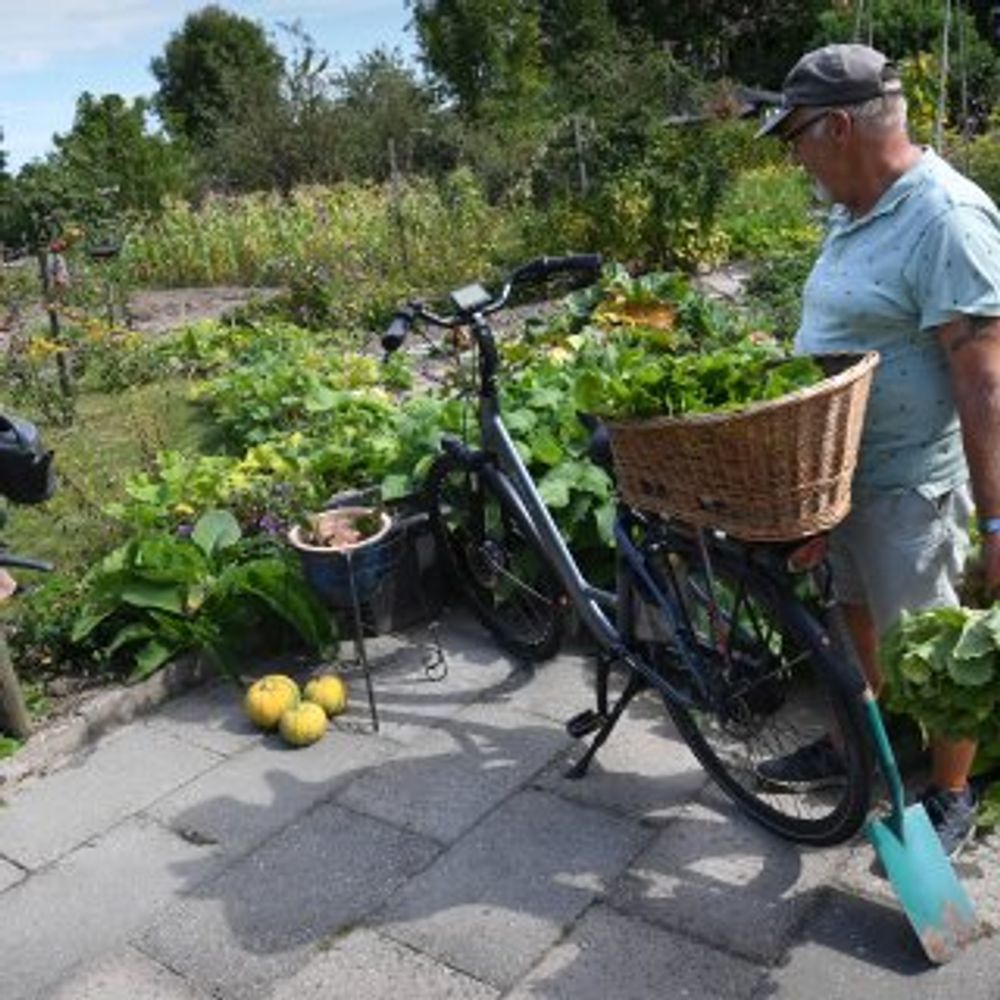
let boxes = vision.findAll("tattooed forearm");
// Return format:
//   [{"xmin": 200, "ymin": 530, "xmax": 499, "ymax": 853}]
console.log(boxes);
[{"xmin": 948, "ymin": 314, "xmax": 1000, "ymax": 353}]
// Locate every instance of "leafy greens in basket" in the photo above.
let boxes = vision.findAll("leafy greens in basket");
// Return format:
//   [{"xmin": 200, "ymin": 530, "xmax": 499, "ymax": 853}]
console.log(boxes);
[{"xmin": 572, "ymin": 336, "xmax": 825, "ymax": 420}]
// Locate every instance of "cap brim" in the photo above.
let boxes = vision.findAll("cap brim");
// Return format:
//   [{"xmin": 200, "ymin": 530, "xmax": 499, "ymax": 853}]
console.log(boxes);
[{"xmin": 755, "ymin": 105, "xmax": 794, "ymax": 139}]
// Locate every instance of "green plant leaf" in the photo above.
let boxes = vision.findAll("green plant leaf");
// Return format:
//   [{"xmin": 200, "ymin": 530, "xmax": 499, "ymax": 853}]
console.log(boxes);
[
  {"xmin": 120, "ymin": 580, "xmax": 186, "ymax": 615},
  {"xmin": 106, "ymin": 622, "xmax": 157, "ymax": 657},
  {"xmin": 952, "ymin": 611, "xmax": 995, "ymax": 660},
  {"xmin": 192, "ymin": 509, "xmax": 242, "ymax": 558},
  {"xmin": 531, "ymin": 432, "xmax": 564, "ymax": 466},
  {"xmin": 948, "ymin": 652, "xmax": 996, "ymax": 687},
  {"xmin": 380, "ymin": 473, "xmax": 411, "ymax": 501},
  {"xmin": 537, "ymin": 467, "xmax": 572, "ymax": 508},
  {"xmin": 129, "ymin": 639, "xmax": 179, "ymax": 682},
  {"xmin": 71, "ymin": 604, "xmax": 114, "ymax": 642}
]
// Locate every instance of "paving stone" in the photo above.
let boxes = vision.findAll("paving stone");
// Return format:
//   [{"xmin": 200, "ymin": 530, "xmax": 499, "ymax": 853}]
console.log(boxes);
[
  {"xmin": 609, "ymin": 792, "xmax": 840, "ymax": 964},
  {"xmin": 534, "ymin": 690, "xmax": 707, "ymax": 823},
  {"xmin": 339, "ymin": 700, "xmax": 572, "ymax": 843},
  {"xmin": 0, "ymin": 816, "xmax": 222, "ymax": 1000},
  {"xmin": 334, "ymin": 618, "xmax": 532, "ymax": 744},
  {"xmin": 47, "ymin": 946, "xmax": 212, "ymax": 999},
  {"xmin": 145, "ymin": 680, "xmax": 261, "ymax": 757},
  {"xmin": 764, "ymin": 887, "xmax": 1000, "ymax": 999},
  {"xmin": 0, "ymin": 855, "xmax": 25, "ymax": 891},
  {"xmin": 136, "ymin": 804, "xmax": 439, "ymax": 1000},
  {"xmin": 270, "ymin": 927, "xmax": 499, "ymax": 1000},
  {"xmin": 0, "ymin": 727, "xmax": 221, "ymax": 869},
  {"xmin": 474, "ymin": 645, "xmax": 598, "ymax": 725},
  {"xmin": 146, "ymin": 727, "xmax": 393, "ymax": 855},
  {"xmin": 506, "ymin": 904, "xmax": 765, "ymax": 1000},
  {"xmin": 378, "ymin": 787, "xmax": 650, "ymax": 990}
]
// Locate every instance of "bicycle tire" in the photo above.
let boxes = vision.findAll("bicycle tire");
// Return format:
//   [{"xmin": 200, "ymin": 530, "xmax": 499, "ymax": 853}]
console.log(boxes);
[
  {"xmin": 427, "ymin": 453, "xmax": 565, "ymax": 662},
  {"xmin": 633, "ymin": 535, "xmax": 872, "ymax": 846}
]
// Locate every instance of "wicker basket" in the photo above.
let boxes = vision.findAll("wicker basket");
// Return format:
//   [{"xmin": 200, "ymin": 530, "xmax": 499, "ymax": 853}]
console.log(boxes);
[{"xmin": 605, "ymin": 352, "xmax": 879, "ymax": 542}]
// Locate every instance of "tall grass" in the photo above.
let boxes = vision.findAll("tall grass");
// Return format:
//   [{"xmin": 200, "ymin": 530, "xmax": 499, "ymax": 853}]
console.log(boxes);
[{"xmin": 120, "ymin": 171, "xmax": 524, "ymax": 322}]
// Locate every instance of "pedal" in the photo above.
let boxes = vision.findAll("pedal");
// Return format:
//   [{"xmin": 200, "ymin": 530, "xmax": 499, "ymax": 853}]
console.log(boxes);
[{"xmin": 565, "ymin": 709, "xmax": 607, "ymax": 740}]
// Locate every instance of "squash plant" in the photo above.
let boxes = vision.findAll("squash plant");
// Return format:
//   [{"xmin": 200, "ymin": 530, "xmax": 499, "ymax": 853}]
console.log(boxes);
[
  {"xmin": 880, "ymin": 598, "xmax": 1000, "ymax": 829},
  {"xmin": 72, "ymin": 509, "xmax": 334, "ymax": 682}
]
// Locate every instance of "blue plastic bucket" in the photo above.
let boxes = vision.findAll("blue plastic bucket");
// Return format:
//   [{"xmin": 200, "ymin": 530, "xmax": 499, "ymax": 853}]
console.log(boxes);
[{"xmin": 289, "ymin": 509, "xmax": 394, "ymax": 608}]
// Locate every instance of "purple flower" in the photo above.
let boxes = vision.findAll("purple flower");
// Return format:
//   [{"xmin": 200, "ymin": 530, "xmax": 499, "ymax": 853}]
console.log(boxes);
[
  {"xmin": 176, "ymin": 523, "xmax": 194, "ymax": 538},
  {"xmin": 257, "ymin": 513, "xmax": 283, "ymax": 536}
]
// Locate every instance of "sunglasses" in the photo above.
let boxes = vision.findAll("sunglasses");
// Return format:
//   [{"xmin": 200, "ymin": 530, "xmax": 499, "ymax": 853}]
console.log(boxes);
[{"xmin": 781, "ymin": 110, "xmax": 831, "ymax": 144}]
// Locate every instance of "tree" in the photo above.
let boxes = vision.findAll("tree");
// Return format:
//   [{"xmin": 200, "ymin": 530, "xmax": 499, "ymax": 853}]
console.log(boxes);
[
  {"xmin": 407, "ymin": 0, "xmax": 548, "ymax": 116},
  {"xmin": 52, "ymin": 93, "xmax": 193, "ymax": 218},
  {"xmin": 816, "ymin": 0, "xmax": 1000, "ymax": 128},
  {"xmin": 603, "ymin": 0, "xmax": 830, "ymax": 85},
  {"xmin": 333, "ymin": 48, "xmax": 441, "ymax": 181},
  {"xmin": 150, "ymin": 5, "xmax": 284, "ymax": 147},
  {"xmin": 0, "ymin": 93, "xmax": 194, "ymax": 249}
]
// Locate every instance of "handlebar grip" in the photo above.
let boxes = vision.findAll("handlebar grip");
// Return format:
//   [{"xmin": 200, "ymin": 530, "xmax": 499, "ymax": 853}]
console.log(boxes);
[
  {"xmin": 0, "ymin": 554, "xmax": 53, "ymax": 572},
  {"xmin": 381, "ymin": 310, "xmax": 414, "ymax": 353}
]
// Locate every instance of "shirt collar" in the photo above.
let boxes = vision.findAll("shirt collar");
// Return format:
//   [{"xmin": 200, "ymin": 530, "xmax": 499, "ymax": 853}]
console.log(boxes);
[{"xmin": 830, "ymin": 147, "xmax": 932, "ymax": 234}]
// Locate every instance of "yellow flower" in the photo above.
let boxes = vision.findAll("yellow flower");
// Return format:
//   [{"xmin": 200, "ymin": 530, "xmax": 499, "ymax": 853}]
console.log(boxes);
[{"xmin": 25, "ymin": 338, "xmax": 63, "ymax": 362}]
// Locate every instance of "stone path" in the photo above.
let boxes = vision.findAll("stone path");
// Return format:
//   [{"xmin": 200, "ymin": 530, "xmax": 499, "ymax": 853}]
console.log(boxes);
[{"xmin": 0, "ymin": 610, "xmax": 997, "ymax": 1000}]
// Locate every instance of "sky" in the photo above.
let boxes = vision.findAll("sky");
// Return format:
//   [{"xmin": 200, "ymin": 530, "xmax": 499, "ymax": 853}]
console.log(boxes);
[{"xmin": 0, "ymin": 1, "xmax": 417, "ymax": 172}]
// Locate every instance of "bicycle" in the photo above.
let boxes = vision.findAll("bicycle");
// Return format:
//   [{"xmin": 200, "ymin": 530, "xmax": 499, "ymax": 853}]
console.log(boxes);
[{"xmin": 383, "ymin": 255, "xmax": 874, "ymax": 846}]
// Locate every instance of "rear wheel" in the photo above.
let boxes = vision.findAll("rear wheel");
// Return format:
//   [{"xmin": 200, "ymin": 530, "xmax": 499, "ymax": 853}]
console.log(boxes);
[
  {"xmin": 427, "ymin": 455, "xmax": 564, "ymax": 662},
  {"xmin": 642, "ymin": 537, "xmax": 872, "ymax": 845}
]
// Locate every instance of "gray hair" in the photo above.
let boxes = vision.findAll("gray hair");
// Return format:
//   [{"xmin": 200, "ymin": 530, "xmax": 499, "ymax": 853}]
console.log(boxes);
[
  {"xmin": 810, "ymin": 93, "xmax": 908, "ymax": 136},
  {"xmin": 845, "ymin": 93, "xmax": 908, "ymax": 132}
]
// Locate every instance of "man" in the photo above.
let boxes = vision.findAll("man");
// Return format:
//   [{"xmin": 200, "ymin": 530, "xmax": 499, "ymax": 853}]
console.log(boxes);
[{"xmin": 755, "ymin": 43, "xmax": 1000, "ymax": 857}]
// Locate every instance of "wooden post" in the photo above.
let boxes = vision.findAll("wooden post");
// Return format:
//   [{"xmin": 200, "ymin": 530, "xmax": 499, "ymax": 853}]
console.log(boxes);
[
  {"xmin": 935, "ymin": 0, "xmax": 952, "ymax": 152},
  {"xmin": 574, "ymin": 116, "xmax": 590, "ymax": 196},
  {"xmin": 0, "ymin": 631, "xmax": 31, "ymax": 740},
  {"xmin": 388, "ymin": 138, "xmax": 410, "ymax": 275},
  {"xmin": 35, "ymin": 248, "xmax": 74, "ymax": 406}
]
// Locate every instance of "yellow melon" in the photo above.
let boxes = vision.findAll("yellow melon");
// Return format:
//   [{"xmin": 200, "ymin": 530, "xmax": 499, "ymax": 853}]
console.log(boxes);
[
  {"xmin": 244, "ymin": 674, "xmax": 300, "ymax": 730},
  {"xmin": 304, "ymin": 674, "xmax": 349, "ymax": 717},
  {"xmin": 278, "ymin": 701, "xmax": 328, "ymax": 747}
]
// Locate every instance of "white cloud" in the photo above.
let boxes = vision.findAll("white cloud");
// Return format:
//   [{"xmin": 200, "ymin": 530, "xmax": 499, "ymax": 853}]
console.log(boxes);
[
  {"xmin": 0, "ymin": 0, "xmax": 408, "ymax": 74},
  {"xmin": 0, "ymin": 1, "xmax": 179, "ymax": 74}
]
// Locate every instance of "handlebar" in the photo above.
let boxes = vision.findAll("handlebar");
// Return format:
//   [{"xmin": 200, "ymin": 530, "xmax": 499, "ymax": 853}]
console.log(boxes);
[
  {"xmin": 382, "ymin": 253, "xmax": 603, "ymax": 354},
  {"xmin": 0, "ymin": 552, "xmax": 53, "ymax": 572}
]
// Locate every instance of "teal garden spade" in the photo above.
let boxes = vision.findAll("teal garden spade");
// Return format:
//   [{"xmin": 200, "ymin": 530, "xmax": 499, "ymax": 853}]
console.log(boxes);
[{"xmin": 862, "ymin": 689, "xmax": 979, "ymax": 963}]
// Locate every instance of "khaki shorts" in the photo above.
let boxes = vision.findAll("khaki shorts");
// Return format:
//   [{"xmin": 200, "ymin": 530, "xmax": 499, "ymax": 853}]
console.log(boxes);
[{"xmin": 828, "ymin": 483, "xmax": 973, "ymax": 638}]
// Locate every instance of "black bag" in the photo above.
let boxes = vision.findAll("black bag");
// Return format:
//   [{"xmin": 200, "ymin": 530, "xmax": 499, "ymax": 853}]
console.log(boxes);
[{"xmin": 0, "ymin": 413, "xmax": 55, "ymax": 504}]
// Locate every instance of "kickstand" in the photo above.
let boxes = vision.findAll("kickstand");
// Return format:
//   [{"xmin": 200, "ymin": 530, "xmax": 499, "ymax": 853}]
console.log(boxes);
[{"xmin": 565, "ymin": 671, "xmax": 644, "ymax": 779}]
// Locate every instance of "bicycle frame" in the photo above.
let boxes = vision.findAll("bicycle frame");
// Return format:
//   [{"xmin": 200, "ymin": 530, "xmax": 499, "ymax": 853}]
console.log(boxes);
[{"xmin": 456, "ymin": 312, "xmax": 723, "ymax": 710}]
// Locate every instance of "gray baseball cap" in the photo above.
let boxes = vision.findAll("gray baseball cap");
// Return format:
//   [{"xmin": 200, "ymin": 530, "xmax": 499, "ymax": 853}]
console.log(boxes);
[{"xmin": 756, "ymin": 43, "xmax": 903, "ymax": 138}]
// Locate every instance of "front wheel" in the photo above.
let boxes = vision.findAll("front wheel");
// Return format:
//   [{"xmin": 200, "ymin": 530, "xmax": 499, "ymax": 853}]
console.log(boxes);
[
  {"xmin": 642, "ymin": 538, "xmax": 872, "ymax": 846},
  {"xmin": 427, "ymin": 454, "xmax": 564, "ymax": 662}
]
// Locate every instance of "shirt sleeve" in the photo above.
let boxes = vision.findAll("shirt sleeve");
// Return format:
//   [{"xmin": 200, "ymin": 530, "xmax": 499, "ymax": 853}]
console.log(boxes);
[{"xmin": 906, "ymin": 203, "xmax": 1000, "ymax": 330}]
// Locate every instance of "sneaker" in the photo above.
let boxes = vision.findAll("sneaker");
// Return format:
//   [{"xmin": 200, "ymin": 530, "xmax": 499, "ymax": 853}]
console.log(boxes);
[
  {"xmin": 918, "ymin": 784, "xmax": 977, "ymax": 860},
  {"xmin": 754, "ymin": 735, "xmax": 847, "ymax": 791}
]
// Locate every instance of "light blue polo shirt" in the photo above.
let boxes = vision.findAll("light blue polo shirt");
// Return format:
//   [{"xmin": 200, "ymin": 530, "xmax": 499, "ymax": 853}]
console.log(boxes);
[{"xmin": 795, "ymin": 148, "xmax": 1000, "ymax": 497}]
